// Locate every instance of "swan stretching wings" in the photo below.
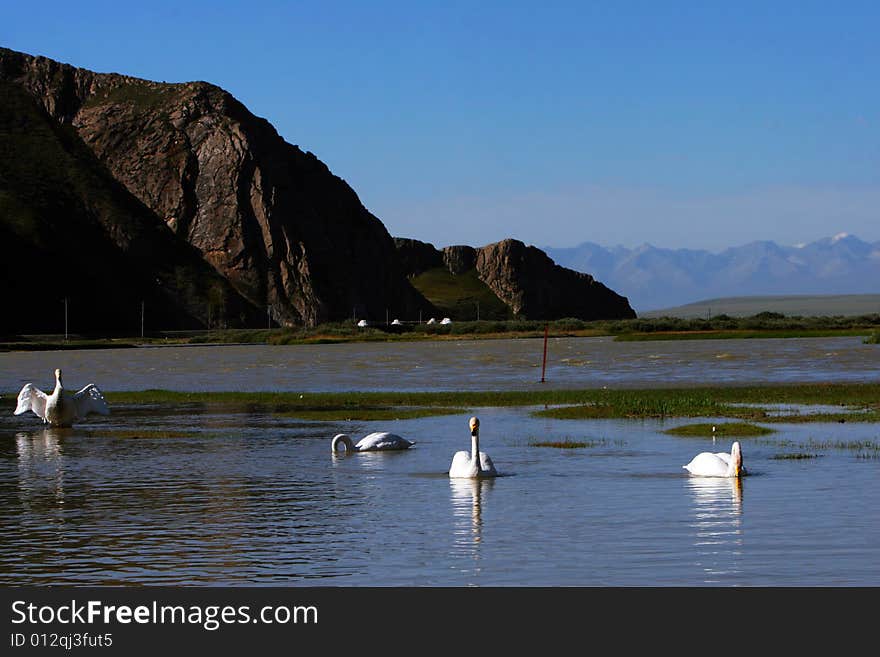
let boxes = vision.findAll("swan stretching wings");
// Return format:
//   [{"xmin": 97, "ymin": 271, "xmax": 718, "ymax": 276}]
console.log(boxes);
[
  {"xmin": 683, "ymin": 441, "xmax": 745, "ymax": 477},
  {"xmin": 14, "ymin": 369, "xmax": 110, "ymax": 427},
  {"xmin": 331, "ymin": 431, "xmax": 414, "ymax": 453},
  {"xmin": 449, "ymin": 416, "xmax": 497, "ymax": 478}
]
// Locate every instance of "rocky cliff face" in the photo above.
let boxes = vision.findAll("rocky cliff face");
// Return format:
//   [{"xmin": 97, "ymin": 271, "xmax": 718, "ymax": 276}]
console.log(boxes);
[
  {"xmin": 0, "ymin": 78, "xmax": 263, "ymax": 334},
  {"xmin": 442, "ymin": 245, "xmax": 478, "ymax": 275},
  {"xmin": 475, "ymin": 239, "xmax": 635, "ymax": 320},
  {"xmin": 395, "ymin": 238, "xmax": 636, "ymax": 320},
  {"xmin": 393, "ymin": 238, "xmax": 444, "ymax": 277},
  {"xmin": 1, "ymin": 48, "xmax": 433, "ymax": 327}
]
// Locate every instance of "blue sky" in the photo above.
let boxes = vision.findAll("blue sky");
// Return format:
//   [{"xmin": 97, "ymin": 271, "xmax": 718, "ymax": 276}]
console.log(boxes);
[{"xmin": 4, "ymin": 1, "xmax": 878, "ymax": 251}]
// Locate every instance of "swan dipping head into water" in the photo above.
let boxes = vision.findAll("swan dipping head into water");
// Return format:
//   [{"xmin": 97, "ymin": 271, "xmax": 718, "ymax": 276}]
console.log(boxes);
[
  {"xmin": 331, "ymin": 431, "xmax": 414, "ymax": 453},
  {"xmin": 683, "ymin": 441, "xmax": 745, "ymax": 478},
  {"xmin": 449, "ymin": 416, "xmax": 497, "ymax": 478}
]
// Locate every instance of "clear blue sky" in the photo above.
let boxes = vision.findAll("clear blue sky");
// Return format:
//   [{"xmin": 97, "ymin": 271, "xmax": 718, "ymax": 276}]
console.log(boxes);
[{"xmin": 4, "ymin": 1, "xmax": 878, "ymax": 251}]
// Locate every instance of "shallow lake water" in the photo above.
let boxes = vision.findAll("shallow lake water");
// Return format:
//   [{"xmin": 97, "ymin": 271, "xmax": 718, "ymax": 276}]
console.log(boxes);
[
  {"xmin": 1, "ymin": 335, "xmax": 878, "ymax": 392},
  {"xmin": 1, "ymin": 336, "xmax": 879, "ymax": 586}
]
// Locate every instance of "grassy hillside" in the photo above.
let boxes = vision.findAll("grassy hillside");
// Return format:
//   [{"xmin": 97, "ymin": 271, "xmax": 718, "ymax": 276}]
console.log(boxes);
[
  {"xmin": 641, "ymin": 294, "xmax": 880, "ymax": 319},
  {"xmin": 409, "ymin": 267, "xmax": 511, "ymax": 320}
]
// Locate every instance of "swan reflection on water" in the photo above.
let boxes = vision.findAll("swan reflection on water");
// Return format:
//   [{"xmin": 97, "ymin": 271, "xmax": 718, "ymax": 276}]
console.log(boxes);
[
  {"xmin": 15, "ymin": 429, "xmax": 67, "ymax": 509},
  {"xmin": 449, "ymin": 477, "xmax": 495, "ymax": 582},
  {"xmin": 687, "ymin": 476, "xmax": 744, "ymax": 584}
]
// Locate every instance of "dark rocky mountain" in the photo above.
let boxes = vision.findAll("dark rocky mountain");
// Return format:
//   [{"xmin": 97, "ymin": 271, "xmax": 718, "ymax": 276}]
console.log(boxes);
[
  {"xmin": 395, "ymin": 238, "xmax": 636, "ymax": 321},
  {"xmin": 0, "ymin": 79, "xmax": 261, "ymax": 335},
  {"xmin": 545, "ymin": 234, "xmax": 880, "ymax": 312},
  {"xmin": 0, "ymin": 47, "xmax": 433, "ymax": 331}
]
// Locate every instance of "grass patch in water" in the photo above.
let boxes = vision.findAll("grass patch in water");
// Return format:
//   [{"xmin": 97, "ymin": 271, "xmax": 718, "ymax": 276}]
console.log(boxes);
[
  {"xmin": 664, "ymin": 422, "xmax": 775, "ymax": 437},
  {"xmin": 84, "ymin": 382, "xmax": 880, "ymax": 423},
  {"xmin": 274, "ymin": 406, "xmax": 464, "ymax": 421},
  {"xmin": 758, "ymin": 410, "xmax": 880, "ymax": 424},
  {"xmin": 758, "ymin": 438, "xmax": 880, "ymax": 453},
  {"xmin": 529, "ymin": 437, "xmax": 624, "ymax": 448},
  {"xmin": 530, "ymin": 439, "xmax": 591, "ymax": 449},
  {"xmin": 803, "ymin": 439, "xmax": 880, "ymax": 451},
  {"xmin": 771, "ymin": 453, "xmax": 822, "ymax": 460}
]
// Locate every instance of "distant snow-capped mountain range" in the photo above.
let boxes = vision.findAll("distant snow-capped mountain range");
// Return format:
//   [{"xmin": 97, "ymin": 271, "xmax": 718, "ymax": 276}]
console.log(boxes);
[{"xmin": 543, "ymin": 233, "xmax": 880, "ymax": 312}]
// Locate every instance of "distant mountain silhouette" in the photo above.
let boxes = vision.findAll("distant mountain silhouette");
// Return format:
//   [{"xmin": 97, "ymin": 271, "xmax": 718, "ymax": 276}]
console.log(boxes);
[{"xmin": 544, "ymin": 233, "xmax": 880, "ymax": 312}]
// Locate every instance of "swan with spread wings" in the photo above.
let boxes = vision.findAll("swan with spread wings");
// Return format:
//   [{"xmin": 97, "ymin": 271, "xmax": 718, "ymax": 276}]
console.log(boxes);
[{"xmin": 14, "ymin": 369, "xmax": 110, "ymax": 427}]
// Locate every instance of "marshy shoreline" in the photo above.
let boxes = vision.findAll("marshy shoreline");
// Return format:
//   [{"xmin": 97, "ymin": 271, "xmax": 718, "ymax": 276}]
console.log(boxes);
[
  {"xmin": 47, "ymin": 382, "xmax": 875, "ymax": 424},
  {"xmin": 3, "ymin": 313, "xmax": 880, "ymax": 352}
]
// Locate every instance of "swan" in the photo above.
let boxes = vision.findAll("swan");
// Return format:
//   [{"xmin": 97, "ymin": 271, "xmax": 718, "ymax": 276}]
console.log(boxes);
[
  {"xmin": 14, "ymin": 369, "xmax": 110, "ymax": 427},
  {"xmin": 683, "ymin": 441, "xmax": 745, "ymax": 477},
  {"xmin": 331, "ymin": 431, "xmax": 414, "ymax": 453},
  {"xmin": 449, "ymin": 416, "xmax": 497, "ymax": 478}
]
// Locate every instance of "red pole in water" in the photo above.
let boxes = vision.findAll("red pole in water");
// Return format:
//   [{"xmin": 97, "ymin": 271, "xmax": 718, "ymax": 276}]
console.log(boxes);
[{"xmin": 541, "ymin": 324, "xmax": 549, "ymax": 383}]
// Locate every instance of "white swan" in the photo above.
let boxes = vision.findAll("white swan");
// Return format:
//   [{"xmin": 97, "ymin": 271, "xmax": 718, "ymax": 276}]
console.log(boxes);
[
  {"xmin": 683, "ymin": 441, "xmax": 745, "ymax": 477},
  {"xmin": 14, "ymin": 368, "xmax": 110, "ymax": 427},
  {"xmin": 449, "ymin": 416, "xmax": 497, "ymax": 478},
  {"xmin": 331, "ymin": 431, "xmax": 414, "ymax": 453}
]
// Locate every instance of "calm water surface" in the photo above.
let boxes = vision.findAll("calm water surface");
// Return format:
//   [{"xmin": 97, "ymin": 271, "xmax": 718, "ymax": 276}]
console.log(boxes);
[{"xmin": 1, "ymin": 336, "xmax": 878, "ymax": 585}]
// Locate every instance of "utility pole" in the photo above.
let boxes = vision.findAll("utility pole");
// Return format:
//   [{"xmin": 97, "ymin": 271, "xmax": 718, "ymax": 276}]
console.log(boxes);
[
  {"xmin": 267, "ymin": 305, "xmax": 272, "ymax": 330},
  {"xmin": 540, "ymin": 324, "xmax": 549, "ymax": 383},
  {"xmin": 477, "ymin": 301, "xmax": 480, "ymax": 321},
  {"xmin": 141, "ymin": 301, "xmax": 145, "ymax": 338}
]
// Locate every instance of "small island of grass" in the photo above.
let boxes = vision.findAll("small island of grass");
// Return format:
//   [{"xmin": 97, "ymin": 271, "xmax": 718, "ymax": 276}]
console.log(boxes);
[
  {"xmin": 530, "ymin": 439, "xmax": 591, "ymax": 449},
  {"xmin": 663, "ymin": 422, "xmax": 775, "ymax": 437}
]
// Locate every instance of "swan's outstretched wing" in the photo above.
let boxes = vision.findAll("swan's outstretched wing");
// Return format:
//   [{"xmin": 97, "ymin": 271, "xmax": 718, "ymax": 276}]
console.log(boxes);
[
  {"xmin": 15, "ymin": 384, "xmax": 48, "ymax": 420},
  {"xmin": 72, "ymin": 384, "xmax": 110, "ymax": 418}
]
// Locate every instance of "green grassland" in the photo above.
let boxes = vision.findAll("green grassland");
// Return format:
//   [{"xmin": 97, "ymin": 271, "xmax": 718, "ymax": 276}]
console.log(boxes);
[
  {"xmin": 4, "ymin": 310, "xmax": 880, "ymax": 351},
  {"xmin": 409, "ymin": 267, "xmax": 511, "ymax": 321},
  {"xmin": 91, "ymin": 383, "xmax": 880, "ymax": 424}
]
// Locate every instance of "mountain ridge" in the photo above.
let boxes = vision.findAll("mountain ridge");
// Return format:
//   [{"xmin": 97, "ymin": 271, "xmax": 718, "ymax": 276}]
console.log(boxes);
[
  {"xmin": 0, "ymin": 46, "xmax": 434, "ymax": 329},
  {"xmin": 395, "ymin": 237, "xmax": 636, "ymax": 321},
  {"xmin": 545, "ymin": 234, "xmax": 880, "ymax": 312}
]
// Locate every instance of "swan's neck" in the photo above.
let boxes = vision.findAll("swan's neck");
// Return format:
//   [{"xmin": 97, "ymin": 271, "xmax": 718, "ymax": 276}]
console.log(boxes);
[
  {"xmin": 729, "ymin": 445, "xmax": 743, "ymax": 477},
  {"xmin": 332, "ymin": 434, "xmax": 356, "ymax": 453},
  {"xmin": 471, "ymin": 433, "xmax": 481, "ymax": 473},
  {"xmin": 52, "ymin": 373, "xmax": 63, "ymax": 399}
]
